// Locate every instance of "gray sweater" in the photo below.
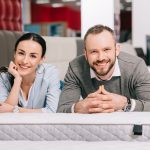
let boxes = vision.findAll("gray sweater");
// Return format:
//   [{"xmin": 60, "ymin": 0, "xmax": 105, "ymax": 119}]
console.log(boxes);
[{"xmin": 58, "ymin": 52, "xmax": 150, "ymax": 113}]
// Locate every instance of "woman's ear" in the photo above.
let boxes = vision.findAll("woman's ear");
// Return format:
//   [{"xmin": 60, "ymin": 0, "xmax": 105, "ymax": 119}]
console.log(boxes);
[
  {"xmin": 14, "ymin": 53, "xmax": 16, "ymax": 59},
  {"xmin": 13, "ymin": 53, "xmax": 16, "ymax": 63},
  {"xmin": 40, "ymin": 56, "xmax": 45, "ymax": 64}
]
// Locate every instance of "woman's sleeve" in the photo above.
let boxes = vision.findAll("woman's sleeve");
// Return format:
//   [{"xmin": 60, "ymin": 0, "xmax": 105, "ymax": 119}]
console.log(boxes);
[
  {"xmin": 41, "ymin": 66, "xmax": 61, "ymax": 113},
  {"xmin": 0, "ymin": 74, "xmax": 9, "ymax": 102}
]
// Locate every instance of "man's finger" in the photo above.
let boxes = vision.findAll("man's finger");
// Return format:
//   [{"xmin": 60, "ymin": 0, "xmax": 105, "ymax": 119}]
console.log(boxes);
[
  {"xmin": 94, "ymin": 86, "xmax": 102, "ymax": 94},
  {"xmin": 89, "ymin": 100, "xmax": 103, "ymax": 108},
  {"xmin": 102, "ymin": 103, "xmax": 114, "ymax": 109},
  {"xmin": 99, "ymin": 85, "xmax": 102, "ymax": 93},
  {"xmin": 101, "ymin": 85, "xmax": 110, "ymax": 95},
  {"xmin": 88, "ymin": 107, "xmax": 104, "ymax": 113},
  {"xmin": 102, "ymin": 108, "xmax": 115, "ymax": 113},
  {"xmin": 87, "ymin": 88, "xmax": 101, "ymax": 98}
]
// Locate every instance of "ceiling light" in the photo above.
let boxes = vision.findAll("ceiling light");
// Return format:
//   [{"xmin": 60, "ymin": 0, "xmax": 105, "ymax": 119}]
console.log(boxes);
[
  {"xmin": 36, "ymin": 0, "xmax": 50, "ymax": 4},
  {"xmin": 51, "ymin": 3, "xmax": 65, "ymax": 7},
  {"xmin": 62, "ymin": 0, "xmax": 76, "ymax": 2},
  {"xmin": 125, "ymin": 0, "xmax": 132, "ymax": 3},
  {"xmin": 76, "ymin": 1, "xmax": 80, "ymax": 6}
]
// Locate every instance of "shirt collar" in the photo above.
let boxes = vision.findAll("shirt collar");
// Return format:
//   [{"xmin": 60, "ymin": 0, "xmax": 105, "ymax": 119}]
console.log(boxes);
[{"xmin": 90, "ymin": 58, "xmax": 121, "ymax": 80}]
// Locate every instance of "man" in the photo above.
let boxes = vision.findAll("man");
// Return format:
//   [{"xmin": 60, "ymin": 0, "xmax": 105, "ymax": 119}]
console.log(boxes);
[{"xmin": 57, "ymin": 24, "xmax": 150, "ymax": 113}]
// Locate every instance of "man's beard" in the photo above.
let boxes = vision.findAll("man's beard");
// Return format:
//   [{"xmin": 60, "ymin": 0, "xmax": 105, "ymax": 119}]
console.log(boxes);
[{"xmin": 90, "ymin": 57, "xmax": 116, "ymax": 77}]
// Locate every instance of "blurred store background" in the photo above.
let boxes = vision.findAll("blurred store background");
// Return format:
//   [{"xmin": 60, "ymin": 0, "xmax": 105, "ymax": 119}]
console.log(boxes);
[
  {"xmin": 0, "ymin": 0, "xmax": 131, "ymax": 40},
  {"xmin": 1, "ymin": 0, "xmax": 150, "ymax": 58},
  {"xmin": 24, "ymin": 0, "xmax": 81, "ymax": 37}
]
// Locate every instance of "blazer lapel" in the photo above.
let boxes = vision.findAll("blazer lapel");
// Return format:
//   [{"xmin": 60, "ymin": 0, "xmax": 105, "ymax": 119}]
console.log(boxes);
[{"xmin": 79, "ymin": 57, "xmax": 96, "ymax": 95}]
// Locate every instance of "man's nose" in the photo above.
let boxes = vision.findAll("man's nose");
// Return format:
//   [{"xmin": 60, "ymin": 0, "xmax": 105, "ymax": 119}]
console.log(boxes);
[{"xmin": 97, "ymin": 51, "xmax": 106, "ymax": 61}]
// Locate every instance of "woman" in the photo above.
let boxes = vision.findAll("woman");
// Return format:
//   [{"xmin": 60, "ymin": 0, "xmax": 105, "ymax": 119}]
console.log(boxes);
[{"xmin": 0, "ymin": 33, "xmax": 60, "ymax": 113}]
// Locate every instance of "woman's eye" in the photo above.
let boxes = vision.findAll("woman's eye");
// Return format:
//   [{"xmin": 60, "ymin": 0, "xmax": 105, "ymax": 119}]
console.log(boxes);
[
  {"xmin": 18, "ymin": 52, "xmax": 24, "ymax": 55},
  {"xmin": 30, "ymin": 55, "xmax": 36, "ymax": 58}
]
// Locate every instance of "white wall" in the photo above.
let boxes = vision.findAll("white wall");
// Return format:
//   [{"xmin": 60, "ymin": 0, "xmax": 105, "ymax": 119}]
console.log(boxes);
[
  {"xmin": 81, "ymin": 0, "xmax": 114, "ymax": 38},
  {"xmin": 22, "ymin": 0, "xmax": 31, "ymax": 25},
  {"xmin": 132, "ymin": 0, "xmax": 150, "ymax": 53}
]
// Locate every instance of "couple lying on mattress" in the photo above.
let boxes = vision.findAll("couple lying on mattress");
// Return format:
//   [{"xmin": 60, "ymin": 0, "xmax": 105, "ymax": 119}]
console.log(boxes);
[{"xmin": 0, "ymin": 24, "xmax": 150, "ymax": 113}]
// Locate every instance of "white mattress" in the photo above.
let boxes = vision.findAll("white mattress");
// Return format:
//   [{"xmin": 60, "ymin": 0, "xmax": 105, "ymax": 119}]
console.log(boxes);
[
  {"xmin": 0, "ymin": 112, "xmax": 150, "ymax": 141},
  {"xmin": 0, "ymin": 141, "xmax": 150, "ymax": 150}
]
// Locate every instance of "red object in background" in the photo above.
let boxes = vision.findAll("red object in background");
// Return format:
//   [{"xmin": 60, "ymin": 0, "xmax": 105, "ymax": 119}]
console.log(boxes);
[
  {"xmin": 0, "ymin": 0, "xmax": 6, "ymax": 29},
  {"xmin": 31, "ymin": 3, "xmax": 81, "ymax": 31},
  {"xmin": 51, "ymin": 6, "xmax": 80, "ymax": 30},
  {"xmin": 31, "ymin": 4, "xmax": 52, "ymax": 23},
  {"xmin": 13, "ymin": 0, "xmax": 22, "ymax": 31},
  {"xmin": 0, "ymin": 0, "xmax": 22, "ymax": 31}
]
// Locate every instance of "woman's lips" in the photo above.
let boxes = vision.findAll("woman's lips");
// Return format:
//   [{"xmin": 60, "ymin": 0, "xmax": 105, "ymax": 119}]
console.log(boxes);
[{"xmin": 19, "ymin": 65, "xmax": 30, "ymax": 69}]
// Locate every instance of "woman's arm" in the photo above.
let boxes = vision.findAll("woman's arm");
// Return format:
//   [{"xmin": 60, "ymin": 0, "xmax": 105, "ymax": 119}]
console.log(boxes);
[
  {"xmin": 4, "ymin": 77, "xmax": 22, "ymax": 105},
  {"xmin": 4, "ymin": 61, "xmax": 22, "ymax": 106},
  {"xmin": 0, "ymin": 103, "xmax": 42, "ymax": 113},
  {"xmin": 18, "ymin": 107, "xmax": 42, "ymax": 113}
]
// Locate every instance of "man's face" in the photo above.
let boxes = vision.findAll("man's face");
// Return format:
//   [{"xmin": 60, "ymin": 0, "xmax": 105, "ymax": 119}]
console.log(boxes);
[{"xmin": 84, "ymin": 31, "xmax": 120, "ymax": 78}]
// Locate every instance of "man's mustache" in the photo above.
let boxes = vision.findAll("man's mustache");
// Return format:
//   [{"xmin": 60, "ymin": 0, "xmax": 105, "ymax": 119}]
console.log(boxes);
[{"xmin": 93, "ymin": 59, "xmax": 108, "ymax": 65}]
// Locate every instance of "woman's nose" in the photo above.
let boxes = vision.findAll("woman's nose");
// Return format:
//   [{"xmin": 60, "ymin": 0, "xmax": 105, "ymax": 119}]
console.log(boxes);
[{"xmin": 22, "ymin": 56, "xmax": 29, "ymax": 64}]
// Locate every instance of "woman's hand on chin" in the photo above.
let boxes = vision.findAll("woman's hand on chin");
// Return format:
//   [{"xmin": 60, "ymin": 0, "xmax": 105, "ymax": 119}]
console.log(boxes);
[{"xmin": 8, "ymin": 61, "xmax": 21, "ymax": 79}]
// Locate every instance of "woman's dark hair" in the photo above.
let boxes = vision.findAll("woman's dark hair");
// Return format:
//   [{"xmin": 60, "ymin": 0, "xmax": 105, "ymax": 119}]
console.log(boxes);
[
  {"xmin": 0, "ymin": 66, "xmax": 14, "ymax": 87},
  {"xmin": 15, "ymin": 32, "xmax": 46, "ymax": 57}
]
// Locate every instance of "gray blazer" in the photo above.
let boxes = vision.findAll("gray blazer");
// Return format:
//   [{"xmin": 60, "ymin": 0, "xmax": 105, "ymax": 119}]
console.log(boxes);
[{"xmin": 58, "ymin": 52, "xmax": 150, "ymax": 112}]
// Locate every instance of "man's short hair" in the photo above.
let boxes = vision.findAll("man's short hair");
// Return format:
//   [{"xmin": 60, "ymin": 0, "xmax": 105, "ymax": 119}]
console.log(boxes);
[{"xmin": 84, "ymin": 24, "xmax": 116, "ymax": 49}]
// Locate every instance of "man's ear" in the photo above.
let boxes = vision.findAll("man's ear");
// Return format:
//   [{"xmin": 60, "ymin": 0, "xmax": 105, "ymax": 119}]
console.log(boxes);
[
  {"xmin": 115, "ymin": 43, "xmax": 120, "ymax": 56},
  {"xmin": 84, "ymin": 49, "xmax": 87, "ymax": 60}
]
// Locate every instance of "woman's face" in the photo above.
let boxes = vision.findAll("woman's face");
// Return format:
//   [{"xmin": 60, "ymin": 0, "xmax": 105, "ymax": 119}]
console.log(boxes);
[{"xmin": 14, "ymin": 40, "xmax": 44, "ymax": 77}]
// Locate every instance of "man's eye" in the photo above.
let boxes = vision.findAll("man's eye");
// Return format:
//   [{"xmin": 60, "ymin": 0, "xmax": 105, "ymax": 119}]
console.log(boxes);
[
  {"xmin": 104, "ymin": 48, "xmax": 111, "ymax": 51},
  {"xmin": 91, "ymin": 50, "xmax": 97, "ymax": 53}
]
